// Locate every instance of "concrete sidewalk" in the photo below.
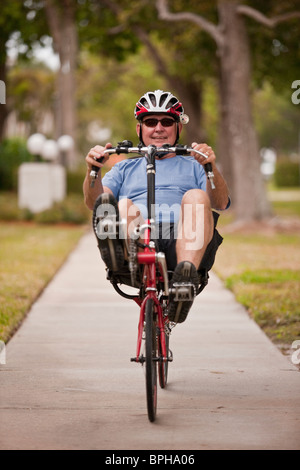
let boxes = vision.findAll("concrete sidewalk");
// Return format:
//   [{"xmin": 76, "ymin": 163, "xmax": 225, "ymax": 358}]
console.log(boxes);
[{"xmin": 0, "ymin": 231, "xmax": 299, "ymax": 450}]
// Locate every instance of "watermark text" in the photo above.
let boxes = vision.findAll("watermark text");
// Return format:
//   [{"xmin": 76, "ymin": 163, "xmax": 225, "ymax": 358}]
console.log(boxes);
[
  {"xmin": 0, "ymin": 340, "xmax": 6, "ymax": 365},
  {"xmin": 95, "ymin": 202, "xmax": 206, "ymax": 251},
  {"xmin": 291, "ymin": 340, "xmax": 300, "ymax": 365},
  {"xmin": 0, "ymin": 80, "xmax": 6, "ymax": 104},
  {"xmin": 291, "ymin": 80, "xmax": 300, "ymax": 104}
]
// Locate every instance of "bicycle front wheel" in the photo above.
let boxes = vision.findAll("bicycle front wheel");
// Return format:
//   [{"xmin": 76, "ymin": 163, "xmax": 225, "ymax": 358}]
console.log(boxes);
[
  {"xmin": 158, "ymin": 332, "xmax": 169, "ymax": 389},
  {"xmin": 145, "ymin": 298, "xmax": 157, "ymax": 422}
]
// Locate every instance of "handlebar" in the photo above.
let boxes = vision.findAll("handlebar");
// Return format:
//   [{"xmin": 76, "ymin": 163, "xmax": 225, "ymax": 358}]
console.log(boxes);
[{"xmin": 90, "ymin": 141, "xmax": 215, "ymax": 189}]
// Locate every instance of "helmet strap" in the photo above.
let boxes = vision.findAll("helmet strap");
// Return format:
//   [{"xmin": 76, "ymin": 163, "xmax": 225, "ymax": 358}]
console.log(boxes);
[{"xmin": 138, "ymin": 123, "xmax": 145, "ymax": 146}]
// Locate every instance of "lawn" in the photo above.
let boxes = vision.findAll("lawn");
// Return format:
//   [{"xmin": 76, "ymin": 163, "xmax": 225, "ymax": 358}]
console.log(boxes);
[
  {"xmin": 0, "ymin": 222, "xmax": 87, "ymax": 343},
  {"xmin": 214, "ymin": 197, "xmax": 300, "ymax": 352}
]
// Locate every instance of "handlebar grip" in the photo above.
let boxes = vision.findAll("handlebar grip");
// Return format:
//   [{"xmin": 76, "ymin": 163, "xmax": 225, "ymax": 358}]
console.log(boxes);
[
  {"xmin": 204, "ymin": 162, "xmax": 212, "ymax": 173},
  {"xmin": 90, "ymin": 156, "xmax": 105, "ymax": 187},
  {"xmin": 204, "ymin": 162, "xmax": 215, "ymax": 189},
  {"xmin": 91, "ymin": 155, "xmax": 105, "ymax": 174}
]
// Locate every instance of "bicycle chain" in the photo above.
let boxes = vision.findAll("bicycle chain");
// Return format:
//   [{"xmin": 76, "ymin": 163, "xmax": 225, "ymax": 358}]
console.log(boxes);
[{"xmin": 128, "ymin": 238, "xmax": 138, "ymax": 286}]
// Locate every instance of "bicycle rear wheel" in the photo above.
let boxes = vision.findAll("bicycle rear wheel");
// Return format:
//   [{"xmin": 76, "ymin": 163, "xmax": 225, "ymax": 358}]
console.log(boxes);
[
  {"xmin": 145, "ymin": 298, "xmax": 157, "ymax": 422},
  {"xmin": 158, "ymin": 332, "xmax": 169, "ymax": 389}
]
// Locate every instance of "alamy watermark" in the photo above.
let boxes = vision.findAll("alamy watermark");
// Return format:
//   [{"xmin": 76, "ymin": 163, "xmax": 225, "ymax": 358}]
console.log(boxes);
[
  {"xmin": 0, "ymin": 340, "xmax": 6, "ymax": 365},
  {"xmin": 0, "ymin": 80, "xmax": 6, "ymax": 104},
  {"xmin": 95, "ymin": 202, "xmax": 205, "ymax": 251},
  {"xmin": 291, "ymin": 80, "xmax": 300, "ymax": 105},
  {"xmin": 291, "ymin": 340, "xmax": 300, "ymax": 365}
]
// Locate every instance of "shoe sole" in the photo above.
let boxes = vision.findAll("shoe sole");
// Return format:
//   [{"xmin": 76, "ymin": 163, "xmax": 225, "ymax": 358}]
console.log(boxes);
[
  {"xmin": 168, "ymin": 261, "xmax": 198, "ymax": 323},
  {"xmin": 93, "ymin": 193, "xmax": 124, "ymax": 272}
]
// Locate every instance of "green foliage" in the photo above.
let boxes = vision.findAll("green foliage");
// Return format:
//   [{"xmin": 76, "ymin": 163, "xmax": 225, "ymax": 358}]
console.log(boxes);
[
  {"xmin": 0, "ymin": 138, "xmax": 34, "ymax": 190},
  {"xmin": 0, "ymin": 192, "xmax": 90, "ymax": 225},
  {"xmin": 0, "ymin": 0, "xmax": 49, "ymax": 66},
  {"xmin": 274, "ymin": 160, "xmax": 300, "ymax": 187},
  {"xmin": 243, "ymin": 0, "xmax": 300, "ymax": 90},
  {"xmin": 76, "ymin": 49, "xmax": 166, "ymax": 153},
  {"xmin": 33, "ymin": 196, "xmax": 90, "ymax": 224},
  {"xmin": 77, "ymin": 0, "xmax": 140, "ymax": 61},
  {"xmin": 66, "ymin": 168, "xmax": 86, "ymax": 194},
  {"xmin": 8, "ymin": 63, "xmax": 56, "ymax": 130},
  {"xmin": 253, "ymin": 82, "xmax": 300, "ymax": 152}
]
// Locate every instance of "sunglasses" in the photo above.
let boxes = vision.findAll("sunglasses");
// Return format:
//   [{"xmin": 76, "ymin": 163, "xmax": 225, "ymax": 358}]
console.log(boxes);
[{"xmin": 142, "ymin": 118, "xmax": 176, "ymax": 128}]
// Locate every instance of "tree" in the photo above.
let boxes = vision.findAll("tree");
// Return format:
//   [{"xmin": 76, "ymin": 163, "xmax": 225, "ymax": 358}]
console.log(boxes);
[
  {"xmin": 43, "ymin": 0, "xmax": 78, "ymax": 167},
  {"xmin": 156, "ymin": 0, "xmax": 300, "ymax": 221},
  {"xmin": 82, "ymin": 0, "xmax": 215, "ymax": 143},
  {"xmin": 0, "ymin": 0, "xmax": 48, "ymax": 140},
  {"xmin": 8, "ymin": 62, "xmax": 55, "ymax": 135}
]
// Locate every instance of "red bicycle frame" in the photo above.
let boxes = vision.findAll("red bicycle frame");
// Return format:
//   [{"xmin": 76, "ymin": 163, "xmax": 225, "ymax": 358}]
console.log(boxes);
[{"xmin": 133, "ymin": 217, "xmax": 168, "ymax": 364}]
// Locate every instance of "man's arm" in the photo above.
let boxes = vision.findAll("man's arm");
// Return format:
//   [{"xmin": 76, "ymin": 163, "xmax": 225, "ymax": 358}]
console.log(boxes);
[
  {"xmin": 83, "ymin": 143, "xmax": 113, "ymax": 210},
  {"xmin": 206, "ymin": 162, "xmax": 230, "ymax": 211},
  {"xmin": 191, "ymin": 142, "xmax": 230, "ymax": 211}
]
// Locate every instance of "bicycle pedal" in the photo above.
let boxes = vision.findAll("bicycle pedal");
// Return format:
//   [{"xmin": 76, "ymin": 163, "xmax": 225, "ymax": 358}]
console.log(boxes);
[
  {"xmin": 130, "ymin": 356, "xmax": 145, "ymax": 364},
  {"xmin": 170, "ymin": 282, "xmax": 195, "ymax": 302}
]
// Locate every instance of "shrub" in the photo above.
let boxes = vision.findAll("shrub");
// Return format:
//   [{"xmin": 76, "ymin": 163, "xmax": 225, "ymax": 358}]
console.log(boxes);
[
  {"xmin": 274, "ymin": 160, "xmax": 300, "ymax": 187},
  {"xmin": 0, "ymin": 192, "xmax": 90, "ymax": 225},
  {"xmin": 67, "ymin": 168, "xmax": 86, "ymax": 194},
  {"xmin": 33, "ymin": 196, "xmax": 91, "ymax": 224},
  {"xmin": 0, "ymin": 138, "xmax": 34, "ymax": 191}
]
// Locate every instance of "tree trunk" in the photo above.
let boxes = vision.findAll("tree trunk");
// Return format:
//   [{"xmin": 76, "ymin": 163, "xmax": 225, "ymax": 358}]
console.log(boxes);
[
  {"xmin": 45, "ymin": 0, "xmax": 78, "ymax": 168},
  {"xmin": 216, "ymin": 64, "xmax": 233, "ymax": 189},
  {"xmin": 169, "ymin": 79, "xmax": 206, "ymax": 143},
  {"xmin": 217, "ymin": 1, "xmax": 271, "ymax": 220}
]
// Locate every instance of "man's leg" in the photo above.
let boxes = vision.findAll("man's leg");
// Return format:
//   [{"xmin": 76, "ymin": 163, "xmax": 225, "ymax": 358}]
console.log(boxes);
[
  {"xmin": 118, "ymin": 198, "xmax": 145, "ymax": 242},
  {"xmin": 176, "ymin": 189, "xmax": 214, "ymax": 268},
  {"xmin": 168, "ymin": 189, "xmax": 214, "ymax": 323}
]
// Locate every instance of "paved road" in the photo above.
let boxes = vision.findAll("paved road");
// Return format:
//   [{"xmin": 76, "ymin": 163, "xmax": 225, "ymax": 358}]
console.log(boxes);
[{"xmin": 1, "ymin": 232, "xmax": 299, "ymax": 450}]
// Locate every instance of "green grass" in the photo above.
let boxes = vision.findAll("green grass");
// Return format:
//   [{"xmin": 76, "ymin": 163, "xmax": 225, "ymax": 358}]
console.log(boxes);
[
  {"xmin": 0, "ymin": 222, "xmax": 87, "ymax": 343},
  {"xmin": 272, "ymin": 200, "xmax": 300, "ymax": 217},
  {"xmin": 214, "ymin": 230, "xmax": 300, "ymax": 350}
]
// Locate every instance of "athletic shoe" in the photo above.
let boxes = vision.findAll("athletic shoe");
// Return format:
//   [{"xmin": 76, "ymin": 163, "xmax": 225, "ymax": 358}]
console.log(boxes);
[
  {"xmin": 92, "ymin": 193, "xmax": 124, "ymax": 271},
  {"xmin": 167, "ymin": 261, "xmax": 199, "ymax": 323}
]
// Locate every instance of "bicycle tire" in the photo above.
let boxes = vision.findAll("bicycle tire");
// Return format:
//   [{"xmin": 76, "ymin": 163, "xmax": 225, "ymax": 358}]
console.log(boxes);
[
  {"xmin": 158, "ymin": 332, "xmax": 169, "ymax": 389},
  {"xmin": 145, "ymin": 298, "xmax": 157, "ymax": 422}
]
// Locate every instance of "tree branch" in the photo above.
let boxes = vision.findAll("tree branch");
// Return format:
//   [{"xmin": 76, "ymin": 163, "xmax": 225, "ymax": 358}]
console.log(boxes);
[
  {"xmin": 102, "ymin": 0, "xmax": 173, "ymax": 80},
  {"xmin": 156, "ymin": 0, "xmax": 224, "ymax": 48},
  {"xmin": 237, "ymin": 5, "xmax": 300, "ymax": 27}
]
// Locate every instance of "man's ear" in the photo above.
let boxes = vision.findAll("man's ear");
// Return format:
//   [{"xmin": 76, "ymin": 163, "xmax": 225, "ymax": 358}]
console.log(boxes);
[{"xmin": 136, "ymin": 123, "xmax": 141, "ymax": 137}]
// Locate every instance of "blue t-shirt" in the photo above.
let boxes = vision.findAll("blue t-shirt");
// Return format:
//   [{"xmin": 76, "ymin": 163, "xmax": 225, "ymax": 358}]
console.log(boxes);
[{"xmin": 102, "ymin": 156, "xmax": 207, "ymax": 223}]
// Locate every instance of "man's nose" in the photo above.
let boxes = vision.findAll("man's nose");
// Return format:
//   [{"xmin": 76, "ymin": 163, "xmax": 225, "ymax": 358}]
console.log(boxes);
[{"xmin": 154, "ymin": 121, "xmax": 164, "ymax": 130}]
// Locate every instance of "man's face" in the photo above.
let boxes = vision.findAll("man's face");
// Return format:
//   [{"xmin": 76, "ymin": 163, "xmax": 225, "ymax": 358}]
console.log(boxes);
[{"xmin": 136, "ymin": 114, "xmax": 182, "ymax": 147}]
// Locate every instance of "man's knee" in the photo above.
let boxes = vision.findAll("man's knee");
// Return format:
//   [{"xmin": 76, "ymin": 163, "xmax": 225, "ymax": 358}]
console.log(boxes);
[{"xmin": 182, "ymin": 189, "xmax": 210, "ymax": 206}]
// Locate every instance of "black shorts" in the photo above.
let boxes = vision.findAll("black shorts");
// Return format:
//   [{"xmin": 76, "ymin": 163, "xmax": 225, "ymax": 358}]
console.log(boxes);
[{"xmin": 156, "ymin": 211, "xmax": 223, "ymax": 273}]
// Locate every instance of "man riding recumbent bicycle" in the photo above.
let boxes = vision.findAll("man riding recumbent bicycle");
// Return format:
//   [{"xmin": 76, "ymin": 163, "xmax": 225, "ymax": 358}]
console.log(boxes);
[{"xmin": 83, "ymin": 90, "xmax": 230, "ymax": 421}]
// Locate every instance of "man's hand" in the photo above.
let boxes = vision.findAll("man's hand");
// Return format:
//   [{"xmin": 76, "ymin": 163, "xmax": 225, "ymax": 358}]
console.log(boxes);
[
  {"xmin": 191, "ymin": 142, "xmax": 216, "ymax": 167},
  {"xmin": 85, "ymin": 143, "xmax": 112, "ymax": 171}
]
